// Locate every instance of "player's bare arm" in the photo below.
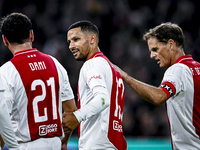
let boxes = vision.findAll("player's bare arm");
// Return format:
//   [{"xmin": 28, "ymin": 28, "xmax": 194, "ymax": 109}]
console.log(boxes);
[
  {"xmin": 0, "ymin": 134, "xmax": 4, "ymax": 149},
  {"xmin": 62, "ymin": 99, "xmax": 77, "ymax": 113},
  {"xmin": 115, "ymin": 65, "xmax": 168, "ymax": 105},
  {"xmin": 62, "ymin": 112, "xmax": 79, "ymax": 133}
]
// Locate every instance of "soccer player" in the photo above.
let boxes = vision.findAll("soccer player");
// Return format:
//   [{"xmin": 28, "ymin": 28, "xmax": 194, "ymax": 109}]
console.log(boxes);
[
  {"xmin": 0, "ymin": 12, "xmax": 77, "ymax": 150},
  {"xmin": 62, "ymin": 20, "xmax": 127, "ymax": 150},
  {"xmin": 115, "ymin": 22, "xmax": 200, "ymax": 150}
]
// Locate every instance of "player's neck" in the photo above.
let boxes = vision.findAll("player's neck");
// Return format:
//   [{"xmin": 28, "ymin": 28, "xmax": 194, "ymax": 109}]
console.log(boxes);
[
  {"xmin": 171, "ymin": 48, "xmax": 185, "ymax": 66},
  {"xmin": 9, "ymin": 42, "xmax": 33, "ymax": 55},
  {"xmin": 85, "ymin": 47, "xmax": 100, "ymax": 62}
]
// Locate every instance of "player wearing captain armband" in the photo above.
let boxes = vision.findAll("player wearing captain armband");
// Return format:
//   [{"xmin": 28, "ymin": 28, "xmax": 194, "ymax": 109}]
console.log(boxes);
[
  {"xmin": 0, "ymin": 12, "xmax": 77, "ymax": 150},
  {"xmin": 62, "ymin": 20, "xmax": 127, "ymax": 150},
  {"xmin": 115, "ymin": 22, "xmax": 200, "ymax": 150}
]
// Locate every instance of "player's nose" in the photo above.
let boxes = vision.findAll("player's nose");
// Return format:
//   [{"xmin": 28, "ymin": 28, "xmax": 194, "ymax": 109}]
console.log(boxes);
[
  {"xmin": 69, "ymin": 42, "xmax": 75, "ymax": 51},
  {"xmin": 150, "ymin": 51, "xmax": 156, "ymax": 59}
]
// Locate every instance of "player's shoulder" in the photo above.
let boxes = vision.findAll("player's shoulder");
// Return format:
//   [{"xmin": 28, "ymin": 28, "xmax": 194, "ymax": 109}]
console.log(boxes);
[
  {"xmin": 48, "ymin": 55, "xmax": 58, "ymax": 63},
  {"xmin": 84, "ymin": 57, "xmax": 107, "ymax": 65},
  {"xmin": 169, "ymin": 63, "xmax": 191, "ymax": 71},
  {"xmin": 0, "ymin": 61, "xmax": 17, "ymax": 83},
  {"xmin": 166, "ymin": 63, "xmax": 191, "ymax": 77},
  {"xmin": 0, "ymin": 61, "xmax": 15, "ymax": 72},
  {"xmin": 48, "ymin": 55, "xmax": 68, "ymax": 76},
  {"xmin": 84, "ymin": 57, "xmax": 108, "ymax": 68},
  {"xmin": 48, "ymin": 55, "xmax": 63, "ymax": 68}
]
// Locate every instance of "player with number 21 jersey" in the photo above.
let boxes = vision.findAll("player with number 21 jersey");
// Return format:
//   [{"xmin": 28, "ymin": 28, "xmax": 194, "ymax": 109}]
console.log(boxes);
[{"xmin": 0, "ymin": 48, "xmax": 74, "ymax": 142}]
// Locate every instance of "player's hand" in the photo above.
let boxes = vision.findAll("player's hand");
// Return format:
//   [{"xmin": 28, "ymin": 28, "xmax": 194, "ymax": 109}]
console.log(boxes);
[
  {"xmin": 0, "ymin": 134, "xmax": 5, "ymax": 149},
  {"xmin": 61, "ymin": 143, "xmax": 67, "ymax": 150},
  {"xmin": 114, "ymin": 65, "xmax": 124, "ymax": 76},
  {"xmin": 62, "ymin": 112, "xmax": 79, "ymax": 133},
  {"xmin": 114, "ymin": 64, "xmax": 128, "ymax": 80}
]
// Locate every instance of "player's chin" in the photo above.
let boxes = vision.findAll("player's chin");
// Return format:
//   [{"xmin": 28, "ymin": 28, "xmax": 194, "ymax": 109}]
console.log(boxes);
[
  {"xmin": 159, "ymin": 63, "xmax": 169, "ymax": 68},
  {"xmin": 74, "ymin": 55, "xmax": 80, "ymax": 60},
  {"xmin": 74, "ymin": 56, "xmax": 78, "ymax": 60},
  {"xmin": 159, "ymin": 63, "xmax": 164, "ymax": 68},
  {"xmin": 75, "ymin": 55, "xmax": 85, "ymax": 61}
]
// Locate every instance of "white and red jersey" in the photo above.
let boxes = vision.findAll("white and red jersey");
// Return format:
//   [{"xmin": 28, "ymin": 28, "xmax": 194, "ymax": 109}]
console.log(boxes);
[
  {"xmin": 0, "ymin": 76, "xmax": 19, "ymax": 149},
  {"xmin": 159, "ymin": 55, "xmax": 200, "ymax": 150},
  {"xmin": 0, "ymin": 49, "xmax": 74, "ymax": 143},
  {"xmin": 75, "ymin": 52, "xmax": 127, "ymax": 150}
]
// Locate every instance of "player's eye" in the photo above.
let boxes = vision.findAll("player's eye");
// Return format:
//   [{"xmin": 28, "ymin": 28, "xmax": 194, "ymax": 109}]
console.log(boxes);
[
  {"xmin": 74, "ymin": 38, "xmax": 79, "ymax": 42},
  {"xmin": 152, "ymin": 48, "xmax": 158, "ymax": 52}
]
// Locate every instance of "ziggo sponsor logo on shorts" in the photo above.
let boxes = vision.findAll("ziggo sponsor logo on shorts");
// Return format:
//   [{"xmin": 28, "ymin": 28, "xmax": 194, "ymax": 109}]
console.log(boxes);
[{"xmin": 39, "ymin": 124, "xmax": 58, "ymax": 136}]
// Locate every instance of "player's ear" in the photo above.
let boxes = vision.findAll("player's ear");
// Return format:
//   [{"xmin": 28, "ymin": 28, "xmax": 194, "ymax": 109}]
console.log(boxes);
[
  {"xmin": 2, "ymin": 35, "xmax": 9, "ymax": 46},
  {"xmin": 30, "ymin": 30, "xmax": 34, "ymax": 42},
  {"xmin": 89, "ymin": 34, "xmax": 96, "ymax": 44},
  {"xmin": 168, "ymin": 39, "xmax": 174, "ymax": 51}
]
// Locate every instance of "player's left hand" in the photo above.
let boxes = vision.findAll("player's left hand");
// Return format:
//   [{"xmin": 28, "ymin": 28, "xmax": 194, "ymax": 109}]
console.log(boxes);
[
  {"xmin": 62, "ymin": 112, "xmax": 79, "ymax": 133},
  {"xmin": 61, "ymin": 143, "xmax": 68, "ymax": 150},
  {"xmin": 114, "ymin": 64, "xmax": 128, "ymax": 80}
]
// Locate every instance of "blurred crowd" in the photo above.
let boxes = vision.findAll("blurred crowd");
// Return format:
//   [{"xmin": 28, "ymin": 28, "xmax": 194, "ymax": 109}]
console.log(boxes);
[{"xmin": 0, "ymin": 0, "xmax": 200, "ymax": 138}]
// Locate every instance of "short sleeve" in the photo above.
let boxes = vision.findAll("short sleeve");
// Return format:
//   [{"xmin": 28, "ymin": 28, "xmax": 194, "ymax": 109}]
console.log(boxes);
[
  {"xmin": 50, "ymin": 56, "xmax": 74, "ymax": 101},
  {"xmin": 159, "ymin": 64, "xmax": 187, "ymax": 99},
  {"xmin": 60, "ymin": 76, "xmax": 74, "ymax": 101}
]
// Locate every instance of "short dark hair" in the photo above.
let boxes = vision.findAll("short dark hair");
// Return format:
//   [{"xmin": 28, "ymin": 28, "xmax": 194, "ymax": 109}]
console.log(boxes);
[
  {"xmin": 143, "ymin": 22, "xmax": 185, "ymax": 48},
  {"xmin": 1, "ymin": 12, "xmax": 32, "ymax": 44},
  {"xmin": 68, "ymin": 20, "xmax": 99, "ymax": 41}
]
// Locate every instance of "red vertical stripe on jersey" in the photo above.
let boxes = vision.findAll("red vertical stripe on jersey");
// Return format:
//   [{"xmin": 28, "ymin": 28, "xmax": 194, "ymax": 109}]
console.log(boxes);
[
  {"xmin": 177, "ymin": 55, "xmax": 200, "ymax": 138},
  {"xmin": 11, "ymin": 49, "xmax": 62, "ymax": 140},
  {"xmin": 77, "ymin": 84, "xmax": 81, "ymax": 138},
  {"xmin": 90, "ymin": 52, "xmax": 127, "ymax": 150},
  {"xmin": 192, "ymin": 69, "xmax": 200, "ymax": 137}
]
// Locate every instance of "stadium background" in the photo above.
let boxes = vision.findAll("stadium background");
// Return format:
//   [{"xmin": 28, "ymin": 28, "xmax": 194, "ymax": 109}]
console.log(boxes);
[{"xmin": 1, "ymin": 0, "xmax": 200, "ymax": 149}]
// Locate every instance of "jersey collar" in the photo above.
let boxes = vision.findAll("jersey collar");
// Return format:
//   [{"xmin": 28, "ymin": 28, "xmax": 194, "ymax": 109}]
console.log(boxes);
[
  {"xmin": 14, "ymin": 48, "xmax": 38, "ymax": 57},
  {"xmin": 175, "ymin": 55, "xmax": 193, "ymax": 64},
  {"xmin": 88, "ymin": 51, "xmax": 103, "ymax": 60}
]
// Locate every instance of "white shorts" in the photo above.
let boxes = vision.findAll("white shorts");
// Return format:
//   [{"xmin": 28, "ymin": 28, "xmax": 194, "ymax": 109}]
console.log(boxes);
[{"xmin": 19, "ymin": 137, "xmax": 61, "ymax": 150}]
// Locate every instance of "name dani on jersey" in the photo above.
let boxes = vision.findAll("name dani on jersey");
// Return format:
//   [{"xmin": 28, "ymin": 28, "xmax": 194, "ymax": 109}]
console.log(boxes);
[{"xmin": 29, "ymin": 61, "xmax": 46, "ymax": 71}]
